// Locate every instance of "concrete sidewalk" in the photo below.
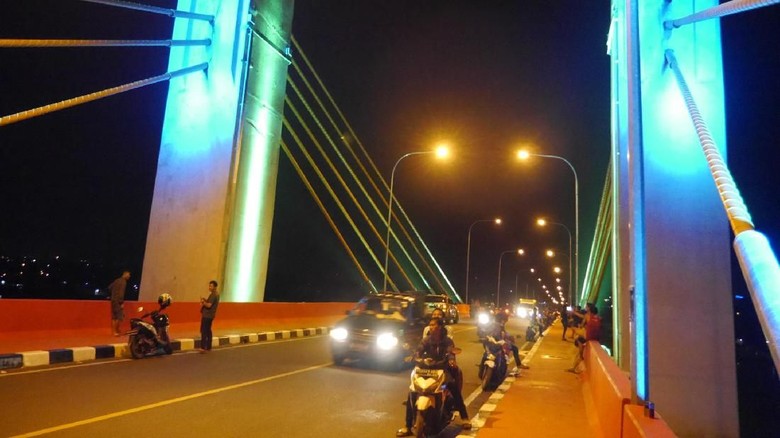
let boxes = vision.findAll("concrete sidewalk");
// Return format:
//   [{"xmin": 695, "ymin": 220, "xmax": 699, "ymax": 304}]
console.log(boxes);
[{"xmin": 470, "ymin": 321, "xmax": 597, "ymax": 437}]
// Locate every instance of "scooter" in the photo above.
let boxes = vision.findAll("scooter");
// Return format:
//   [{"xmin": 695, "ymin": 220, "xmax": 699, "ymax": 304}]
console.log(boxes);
[
  {"xmin": 127, "ymin": 293, "xmax": 173, "ymax": 359},
  {"xmin": 478, "ymin": 335, "xmax": 509, "ymax": 391},
  {"xmin": 410, "ymin": 358, "xmax": 455, "ymax": 438}
]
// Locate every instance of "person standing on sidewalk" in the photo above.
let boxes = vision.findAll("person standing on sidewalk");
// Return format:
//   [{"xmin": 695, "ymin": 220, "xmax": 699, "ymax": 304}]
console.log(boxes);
[
  {"xmin": 199, "ymin": 280, "xmax": 220, "ymax": 352},
  {"xmin": 567, "ymin": 305, "xmax": 602, "ymax": 373},
  {"xmin": 108, "ymin": 270, "xmax": 130, "ymax": 336}
]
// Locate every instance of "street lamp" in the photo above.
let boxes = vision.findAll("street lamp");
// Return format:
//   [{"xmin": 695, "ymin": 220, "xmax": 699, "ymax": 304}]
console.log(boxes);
[
  {"xmin": 497, "ymin": 248, "xmax": 524, "ymax": 307},
  {"xmin": 465, "ymin": 217, "xmax": 502, "ymax": 304},
  {"xmin": 546, "ymin": 248, "xmax": 571, "ymax": 303},
  {"xmin": 383, "ymin": 145, "xmax": 450, "ymax": 291},
  {"xmin": 518, "ymin": 150, "xmax": 579, "ymax": 304},
  {"xmin": 537, "ymin": 217, "xmax": 573, "ymax": 304}
]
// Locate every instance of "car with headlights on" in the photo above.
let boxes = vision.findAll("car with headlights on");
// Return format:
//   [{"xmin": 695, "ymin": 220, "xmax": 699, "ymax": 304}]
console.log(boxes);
[
  {"xmin": 329, "ymin": 292, "xmax": 427, "ymax": 369},
  {"xmin": 423, "ymin": 294, "xmax": 459, "ymax": 324}
]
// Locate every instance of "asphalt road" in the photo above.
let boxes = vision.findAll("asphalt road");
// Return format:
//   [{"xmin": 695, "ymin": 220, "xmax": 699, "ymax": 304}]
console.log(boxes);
[{"xmin": 0, "ymin": 318, "xmax": 531, "ymax": 438}]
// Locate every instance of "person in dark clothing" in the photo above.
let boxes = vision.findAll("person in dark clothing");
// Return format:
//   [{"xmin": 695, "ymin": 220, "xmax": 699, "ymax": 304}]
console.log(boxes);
[
  {"xmin": 560, "ymin": 303, "xmax": 570, "ymax": 340},
  {"xmin": 199, "ymin": 280, "xmax": 220, "ymax": 352},
  {"xmin": 397, "ymin": 317, "xmax": 470, "ymax": 437},
  {"xmin": 108, "ymin": 270, "xmax": 130, "ymax": 336}
]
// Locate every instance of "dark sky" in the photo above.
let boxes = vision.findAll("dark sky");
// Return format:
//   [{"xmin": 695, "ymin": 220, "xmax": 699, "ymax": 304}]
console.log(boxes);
[{"xmin": 1, "ymin": 1, "xmax": 779, "ymax": 307}]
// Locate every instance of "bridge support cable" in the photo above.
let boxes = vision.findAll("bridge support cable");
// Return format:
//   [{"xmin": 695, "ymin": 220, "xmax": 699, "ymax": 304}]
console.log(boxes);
[
  {"xmin": 290, "ymin": 36, "xmax": 459, "ymax": 299},
  {"xmin": 282, "ymin": 113, "xmax": 403, "ymax": 292},
  {"xmin": 289, "ymin": 51, "xmax": 447, "ymax": 296},
  {"xmin": 280, "ymin": 140, "xmax": 377, "ymax": 292},
  {"xmin": 287, "ymin": 63, "xmax": 434, "ymax": 292},
  {"xmin": 580, "ymin": 164, "xmax": 613, "ymax": 305},
  {"xmin": 666, "ymin": 49, "xmax": 780, "ymax": 374},
  {"xmin": 292, "ymin": 38, "xmax": 459, "ymax": 299},
  {"xmin": 0, "ymin": 39, "xmax": 211, "ymax": 48},
  {"xmin": 286, "ymin": 76, "xmax": 424, "ymax": 291},
  {"xmin": 664, "ymin": 0, "xmax": 780, "ymax": 29},
  {"xmin": 0, "ymin": 63, "xmax": 207, "ymax": 127},
  {"xmin": 77, "ymin": 0, "xmax": 214, "ymax": 22},
  {"xmin": 665, "ymin": 50, "xmax": 753, "ymax": 234}
]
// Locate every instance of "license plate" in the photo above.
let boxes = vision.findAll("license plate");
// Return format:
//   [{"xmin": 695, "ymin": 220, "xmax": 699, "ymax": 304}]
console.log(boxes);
[
  {"xmin": 350, "ymin": 342, "xmax": 369, "ymax": 352},
  {"xmin": 415, "ymin": 368, "xmax": 440, "ymax": 377}
]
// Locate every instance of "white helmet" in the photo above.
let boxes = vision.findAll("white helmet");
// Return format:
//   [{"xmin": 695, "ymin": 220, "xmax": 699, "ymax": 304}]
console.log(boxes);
[{"xmin": 158, "ymin": 293, "xmax": 172, "ymax": 308}]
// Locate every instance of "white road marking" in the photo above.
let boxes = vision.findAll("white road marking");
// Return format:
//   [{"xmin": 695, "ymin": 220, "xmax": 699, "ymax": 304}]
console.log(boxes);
[{"xmin": 11, "ymin": 361, "xmax": 332, "ymax": 437}]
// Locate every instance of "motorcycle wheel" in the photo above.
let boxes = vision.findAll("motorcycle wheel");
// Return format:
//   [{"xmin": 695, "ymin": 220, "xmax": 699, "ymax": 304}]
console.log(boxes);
[
  {"xmin": 128, "ymin": 335, "xmax": 146, "ymax": 359},
  {"xmin": 481, "ymin": 366, "xmax": 494, "ymax": 391},
  {"xmin": 161, "ymin": 331, "xmax": 173, "ymax": 355},
  {"xmin": 413, "ymin": 410, "xmax": 427, "ymax": 438}
]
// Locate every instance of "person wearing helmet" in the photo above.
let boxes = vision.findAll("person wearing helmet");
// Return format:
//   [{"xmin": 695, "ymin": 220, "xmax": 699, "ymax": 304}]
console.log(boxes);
[{"xmin": 199, "ymin": 280, "xmax": 220, "ymax": 352}]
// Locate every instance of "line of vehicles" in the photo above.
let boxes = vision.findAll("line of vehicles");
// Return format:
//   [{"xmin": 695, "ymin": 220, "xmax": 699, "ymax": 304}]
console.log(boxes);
[{"xmin": 328, "ymin": 291, "xmax": 542, "ymax": 437}]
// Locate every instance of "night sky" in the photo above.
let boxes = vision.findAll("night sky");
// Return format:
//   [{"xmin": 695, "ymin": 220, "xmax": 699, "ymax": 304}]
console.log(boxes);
[{"xmin": 1, "ymin": 1, "xmax": 779, "ymax": 306}]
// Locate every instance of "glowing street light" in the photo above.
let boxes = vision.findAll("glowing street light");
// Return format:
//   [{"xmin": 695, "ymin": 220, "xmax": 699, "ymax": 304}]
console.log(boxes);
[
  {"xmin": 497, "ymin": 248, "xmax": 524, "ymax": 307},
  {"xmin": 465, "ymin": 217, "xmax": 502, "ymax": 304},
  {"xmin": 383, "ymin": 144, "xmax": 450, "ymax": 291},
  {"xmin": 519, "ymin": 150, "xmax": 580, "ymax": 304},
  {"xmin": 537, "ymin": 217, "xmax": 574, "ymax": 304}
]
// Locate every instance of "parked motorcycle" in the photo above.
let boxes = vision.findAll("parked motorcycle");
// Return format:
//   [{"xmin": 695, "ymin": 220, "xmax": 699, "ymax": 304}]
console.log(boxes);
[
  {"xmin": 127, "ymin": 293, "xmax": 173, "ymax": 359},
  {"xmin": 410, "ymin": 360, "xmax": 455, "ymax": 438},
  {"xmin": 478, "ymin": 335, "xmax": 509, "ymax": 391}
]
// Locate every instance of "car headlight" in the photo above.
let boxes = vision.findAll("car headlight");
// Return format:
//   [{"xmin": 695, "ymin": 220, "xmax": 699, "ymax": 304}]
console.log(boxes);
[
  {"xmin": 376, "ymin": 333, "xmax": 399, "ymax": 350},
  {"xmin": 478, "ymin": 313, "xmax": 490, "ymax": 325},
  {"xmin": 330, "ymin": 327, "xmax": 348, "ymax": 342}
]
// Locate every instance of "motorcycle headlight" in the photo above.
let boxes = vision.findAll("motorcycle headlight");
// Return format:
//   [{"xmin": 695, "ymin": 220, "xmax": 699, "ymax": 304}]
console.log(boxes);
[
  {"xmin": 376, "ymin": 333, "xmax": 399, "ymax": 350},
  {"xmin": 330, "ymin": 327, "xmax": 348, "ymax": 342},
  {"xmin": 516, "ymin": 308, "xmax": 529, "ymax": 318},
  {"xmin": 478, "ymin": 313, "xmax": 490, "ymax": 325}
]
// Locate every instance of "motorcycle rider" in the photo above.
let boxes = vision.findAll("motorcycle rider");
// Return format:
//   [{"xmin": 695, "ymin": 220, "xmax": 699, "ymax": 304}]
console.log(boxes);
[
  {"xmin": 397, "ymin": 317, "xmax": 470, "ymax": 437},
  {"xmin": 493, "ymin": 311, "xmax": 527, "ymax": 374}
]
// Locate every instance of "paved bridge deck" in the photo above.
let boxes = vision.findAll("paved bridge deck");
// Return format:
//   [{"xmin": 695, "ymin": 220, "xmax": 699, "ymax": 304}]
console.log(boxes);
[{"xmin": 1, "ymin": 318, "xmax": 598, "ymax": 437}]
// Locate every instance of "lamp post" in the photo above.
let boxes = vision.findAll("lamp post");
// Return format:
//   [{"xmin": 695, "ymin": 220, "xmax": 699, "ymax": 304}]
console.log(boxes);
[
  {"xmin": 546, "ymin": 249, "xmax": 571, "ymax": 304},
  {"xmin": 496, "ymin": 248, "xmax": 524, "ymax": 307},
  {"xmin": 537, "ymin": 218, "xmax": 573, "ymax": 304},
  {"xmin": 465, "ymin": 217, "xmax": 502, "ymax": 304},
  {"xmin": 383, "ymin": 146, "xmax": 449, "ymax": 291},
  {"xmin": 518, "ymin": 150, "xmax": 579, "ymax": 304}
]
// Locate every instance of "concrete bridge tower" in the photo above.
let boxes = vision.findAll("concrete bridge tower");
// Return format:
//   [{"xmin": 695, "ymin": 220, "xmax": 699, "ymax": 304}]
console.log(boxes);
[{"xmin": 140, "ymin": 0, "xmax": 294, "ymax": 303}]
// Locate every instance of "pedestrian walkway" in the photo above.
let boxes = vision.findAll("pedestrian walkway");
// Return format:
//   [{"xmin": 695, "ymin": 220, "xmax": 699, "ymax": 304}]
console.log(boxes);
[{"xmin": 468, "ymin": 321, "xmax": 598, "ymax": 437}]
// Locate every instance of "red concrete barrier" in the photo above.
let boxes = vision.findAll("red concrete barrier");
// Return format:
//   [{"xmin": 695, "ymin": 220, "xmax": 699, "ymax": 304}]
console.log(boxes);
[
  {"xmin": 622, "ymin": 404, "xmax": 676, "ymax": 438},
  {"xmin": 0, "ymin": 299, "xmax": 354, "ymax": 333},
  {"xmin": 582, "ymin": 341, "xmax": 632, "ymax": 438}
]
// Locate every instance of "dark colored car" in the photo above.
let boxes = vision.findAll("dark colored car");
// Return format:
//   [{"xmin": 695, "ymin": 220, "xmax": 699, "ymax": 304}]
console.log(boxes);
[
  {"xmin": 424, "ymin": 294, "xmax": 459, "ymax": 324},
  {"xmin": 329, "ymin": 292, "xmax": 427, "ymax": 369}
]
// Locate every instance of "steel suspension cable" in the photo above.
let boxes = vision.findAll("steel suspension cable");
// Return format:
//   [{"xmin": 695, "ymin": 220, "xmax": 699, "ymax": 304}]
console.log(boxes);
[
  {"xmin": 664, "ymin": 50, "xmax": 754, "ymax": 234},
  {"xmin": 288, "ymin": 63, "xmax": 431, "ymax": 289},
  {"xmin": 0, "ymin": 62, "xmax": 207, "ymax": 127},
  {"xmin": 0, "ymin": 39, "xmax": 210, "ymax": 48},
  {"xmin": 280, "ymin": 140, "xmax": 377, "ymax": 292},
  {"xmin": 286, "ymin": 76, "xmax": 422, "ymax": 290},
  {"xmin": 291, "ymin": 37, "xmax": 457, "ymax": 297},
  {"xmin": 293, "ymin": 39, "xmax": 446, "ymax": 290},
  {"xmin": 77, "ymin": 0, "xmax": 214, "ymax": 22},
  {"xmin": 282, "ymin": 110, "xmax": 402, "ymax": 292},
  {"xmin": 665, "ymin": 0, "xmax": 780, "ymax": 29}
]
